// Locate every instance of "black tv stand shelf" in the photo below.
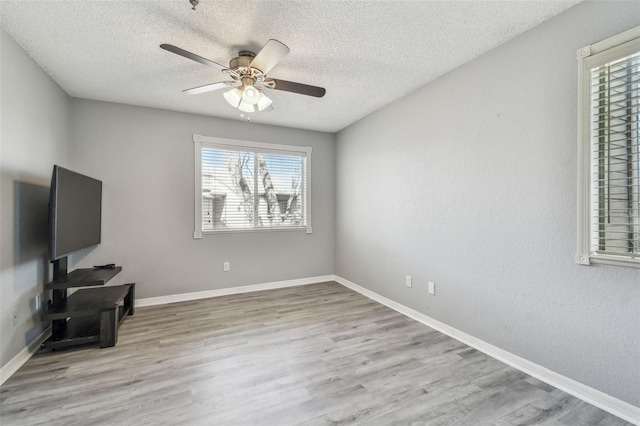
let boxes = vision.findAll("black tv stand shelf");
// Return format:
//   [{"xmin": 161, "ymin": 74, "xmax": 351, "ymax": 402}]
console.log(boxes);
[
  {"xmin": 41, "ymin": 258, "xmax": 134, "ymax": 351},
  {"xmin": 45, "ymin": 267, "xmax": 122, "ymax": 290}
]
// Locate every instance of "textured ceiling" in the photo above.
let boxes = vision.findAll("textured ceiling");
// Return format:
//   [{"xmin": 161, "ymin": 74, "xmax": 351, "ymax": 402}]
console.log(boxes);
[{"xmin": 0, "ymin": 0, "xmax": 581, "ymax": 133}]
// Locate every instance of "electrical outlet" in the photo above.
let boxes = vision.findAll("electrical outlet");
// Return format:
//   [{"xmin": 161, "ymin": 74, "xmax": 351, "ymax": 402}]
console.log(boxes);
[
  {"xmin": 428, "ymin": 281, "xmax": 436, "ymax": 295},
  {"xmin": 405, "ymin": 275, "xmax": 412, "ymax": 288},
  {"xmin": 12, "ymin": 311, "xmax": 18, "ymax": 326},
  {"xmin": 223, "ymin": 262, "xmax": 230, "ymax": 272}
]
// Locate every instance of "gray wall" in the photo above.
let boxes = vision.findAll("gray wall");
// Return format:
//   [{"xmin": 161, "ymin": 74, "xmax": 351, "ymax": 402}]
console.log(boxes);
[
  {"xmin": 69, "ymin": 99, "xmax": 335, "ymax": 299},
  {"xmin": 0, "ymin": 29, "xmax": 72, "ymax": 367},
  {"xmin": 336, "ymin": 1, "xmax": 640, "ymax": 406}
]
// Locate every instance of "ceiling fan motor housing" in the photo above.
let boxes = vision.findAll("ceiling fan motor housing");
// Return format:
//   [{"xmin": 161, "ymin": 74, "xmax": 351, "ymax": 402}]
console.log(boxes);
[
  {"xmin": 229, "ymin": 52, "xmax": 255, "ymax": 71},
  {"xmin": 241, "ymin": 76, "xmax": 256, "ymax": 88},
  {"xmin": 230, "ymin": 51, "xmax": 267, "ymax": 90}
]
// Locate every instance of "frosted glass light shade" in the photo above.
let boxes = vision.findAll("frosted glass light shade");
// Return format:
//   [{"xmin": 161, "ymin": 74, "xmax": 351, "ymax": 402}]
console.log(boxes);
[
  {"xmin": 223, "ymin": 88, "xmax": 242, "ymax": 107},
  {"xmin": 242, "ymin": 85, "xmax": 260, "ymax": 105},
  {"xmin": 256, "ymin": 93, "xmax": 272, "ymax": 111},
  {"xmin": 238, "ymin": 101, "xmax": 256, "ymax": 113},
  {"xmin": 224, "ymin": 85, "xmax": 271, "ymax": 113}
]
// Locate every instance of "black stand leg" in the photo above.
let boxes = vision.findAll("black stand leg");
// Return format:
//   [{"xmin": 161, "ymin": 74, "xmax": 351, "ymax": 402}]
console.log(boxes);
[{"xmin": 51, "ymin": 257, "xmax": 68, "ymax": 337}]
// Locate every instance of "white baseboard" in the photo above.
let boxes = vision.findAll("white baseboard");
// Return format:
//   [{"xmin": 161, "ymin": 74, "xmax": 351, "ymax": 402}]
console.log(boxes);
[
  {"xmin": 0, "ymin": 327, "xmax": 51, "ymax": 386},
  {"xmin": 334, "ymin": 276, "xmax": 640, "ymax": 425},
  {"xmin": 136, "ymin": 275, "xmax": 336, "ymax": 307}
]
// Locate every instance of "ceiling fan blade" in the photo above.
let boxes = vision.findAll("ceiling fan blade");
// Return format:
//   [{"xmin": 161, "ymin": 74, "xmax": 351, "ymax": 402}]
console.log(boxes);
[
  {"xmin": 264, "ymin": 79, "xmax": 326, "ymax": 98},
  {"xmin": 183, "ymin": 81, "xmax": 238, "ymax": 95},
  {"xmin": 249, "ymin": 39, "xmax": 290, "ymax": 75},
  {"xmin": 160, "ymin": 44, "xmax": 227, "ymax": 72}
]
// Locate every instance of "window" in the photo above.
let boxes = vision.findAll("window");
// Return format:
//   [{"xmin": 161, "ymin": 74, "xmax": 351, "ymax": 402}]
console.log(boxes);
[
  {"xmin": 193, "ymin": 134, "xmax": 311, "ymax": 236},
  {"xmin": 577, "ymin": 27, "xmax": 640, "ymax": 267}
]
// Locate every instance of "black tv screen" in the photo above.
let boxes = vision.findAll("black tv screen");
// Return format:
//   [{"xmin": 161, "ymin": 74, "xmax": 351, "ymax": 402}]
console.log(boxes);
[{"xmin": 49, "ymin": 165, "xmax": 102, "ymax": 261}]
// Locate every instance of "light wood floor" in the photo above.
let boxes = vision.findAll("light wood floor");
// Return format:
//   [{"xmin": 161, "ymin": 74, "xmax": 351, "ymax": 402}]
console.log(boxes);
[{"xmin": 0, "ymin": 282, "xmax": 632, "ymax": 425}]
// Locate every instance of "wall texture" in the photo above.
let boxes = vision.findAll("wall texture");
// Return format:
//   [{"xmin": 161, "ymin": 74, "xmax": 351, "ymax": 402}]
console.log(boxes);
[
  {"xmin": 69, "ymin": 99, "xmax": 335, "ymax": 299},
  {"xmin": 0, "ymin": 29, "xmax": 72, "ymax": 367},
  {"xmin": 336, "ymin": 2, "xmax": 640, "ymax": 406}
]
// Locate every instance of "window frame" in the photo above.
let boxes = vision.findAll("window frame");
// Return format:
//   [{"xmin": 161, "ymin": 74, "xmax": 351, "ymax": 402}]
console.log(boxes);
[
  {"xmin": 193, "ymin": 134, "xmax": 312, "ymax": 238},
  {"xmin": 576, "ymin": 26, "xmax": 640, "ymax": 268}
]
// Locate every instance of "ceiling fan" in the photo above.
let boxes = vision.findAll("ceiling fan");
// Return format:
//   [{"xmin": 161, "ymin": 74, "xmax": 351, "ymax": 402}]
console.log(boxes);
[{"xmin": 160, "ymin": 39, "xmax": 326, "ymax": 113}]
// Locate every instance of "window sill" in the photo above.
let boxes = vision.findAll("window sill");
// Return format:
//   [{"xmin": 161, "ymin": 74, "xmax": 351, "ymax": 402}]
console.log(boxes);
[
  {"xmin": 581, "ymin": 254, "xmax": 640, "ymax": 269},
  {"xmin": 194, "ymin": 226, "xmax": 312, "ymax": 238}
]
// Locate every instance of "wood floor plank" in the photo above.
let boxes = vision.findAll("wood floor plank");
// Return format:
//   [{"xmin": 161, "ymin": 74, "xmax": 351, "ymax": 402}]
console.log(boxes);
[{"xmin": 0, "ymin": 282, "xmax": 632, "ymax": 425}]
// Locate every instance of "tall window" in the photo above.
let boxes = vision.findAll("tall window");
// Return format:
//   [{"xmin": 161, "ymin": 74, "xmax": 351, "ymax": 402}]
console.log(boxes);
[
  {"xmin": 193, "ymin": 134, "xmax": 311, "ymax": 237},
  {"xmin": 577, "ymin": 28, "xmax": 640, "ymax": 267}
]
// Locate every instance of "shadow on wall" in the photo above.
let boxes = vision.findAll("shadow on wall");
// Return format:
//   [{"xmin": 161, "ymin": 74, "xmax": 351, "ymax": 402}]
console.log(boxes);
[
  {"xmin": 13, "ymin": 180, "xmax": 50, "ymax": 344},
  {"xmin": 14, "ymin": 181, "xmax": 49, "ymax": 267}
]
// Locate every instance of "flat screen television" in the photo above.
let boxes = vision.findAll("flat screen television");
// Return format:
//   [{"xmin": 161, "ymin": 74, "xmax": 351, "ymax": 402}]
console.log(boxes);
[{"xmin": 49, "ymin": 165, "xmax": 102, "ymax": 261}]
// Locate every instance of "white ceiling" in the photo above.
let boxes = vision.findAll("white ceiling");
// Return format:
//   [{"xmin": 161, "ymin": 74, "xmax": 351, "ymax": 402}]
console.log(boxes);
[{"xmin": 0, "ymin": 0, "xmax": 581, "ymax": 133}]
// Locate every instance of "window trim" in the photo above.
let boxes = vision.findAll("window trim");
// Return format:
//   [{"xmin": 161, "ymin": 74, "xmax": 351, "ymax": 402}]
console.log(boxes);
[
  {"xmin": 193, "ymin": 134, "xmax": 312, "ymax": 238},
  {"xmin": 576, "ymin": 26, "xmax": 640, "ymax": 267}
]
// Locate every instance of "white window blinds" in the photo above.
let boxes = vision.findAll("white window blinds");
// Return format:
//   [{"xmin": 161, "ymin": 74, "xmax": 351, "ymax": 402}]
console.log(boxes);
[
  {"xmin": 591, "ymin": 51, "xmax": 639, "ymax": 259},
  {"xmin": 577, "ymin": 28, "xmax": 640, "ymax": 267},
  {"xmin": 193, "ymin": 135, "xmax": 311, "ymax": 236}
]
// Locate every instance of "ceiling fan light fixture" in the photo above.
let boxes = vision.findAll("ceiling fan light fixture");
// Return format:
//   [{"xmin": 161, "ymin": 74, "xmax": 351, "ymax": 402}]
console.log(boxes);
[
  {"xmin": 224, "ymin": 86, "xmax": 265, "ymax": 113},
  {"xmin": 238, "ymin": 101, "xmax": 256, "ymax": 113},
  {"xmin": 256, "ymin": 93, "xmax": 272, "ymax": 111},
  {"xmin": 242, "ymin": 85, "xmax": 260, "ymax": 105},
  {"xmin": 223, "ymin": 88, "xmax": 242, "ymax": 107}
]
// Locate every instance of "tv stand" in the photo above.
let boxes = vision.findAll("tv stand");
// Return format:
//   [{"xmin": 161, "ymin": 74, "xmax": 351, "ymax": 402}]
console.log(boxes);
[{"xmin": 41, "ymin": 257, "xmax": 135, "ymax": 350}]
